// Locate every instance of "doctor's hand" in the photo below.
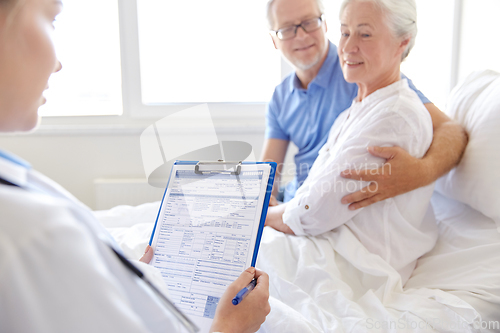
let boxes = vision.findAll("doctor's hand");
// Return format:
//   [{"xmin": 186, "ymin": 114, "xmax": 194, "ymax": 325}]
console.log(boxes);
[
  {"xmin": 139, "ymin": 245, "xmax": 153, "ymax": 264},
  {"xmin": 210, "ymin": 267, "xmax": 270, "ymax": 333},
  {"xmin": 340, "ymin": 146, "xmax": 431, "ymax": 210}
]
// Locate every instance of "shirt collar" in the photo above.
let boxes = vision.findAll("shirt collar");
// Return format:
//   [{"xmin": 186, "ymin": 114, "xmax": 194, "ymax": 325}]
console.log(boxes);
[
  {"xmin": 0, "ymin": 150, "xmax": 31, "ymax": 187},
  {"xmin": 0, "ymin": 150, "xmax": 31, "ymax": 168},
  {"xmin": 289, "ymin": 40, "xmax": 337, "ymax": 92},
  {"xmin": 353, "ymin": 79, "xmax": 409, "ymax": 107}
]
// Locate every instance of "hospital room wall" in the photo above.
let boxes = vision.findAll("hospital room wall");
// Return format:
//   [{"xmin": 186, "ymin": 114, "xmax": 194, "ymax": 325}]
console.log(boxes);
[{"xmin": 0, "ymin": 128, "xmax": 297, "ymax": 210}]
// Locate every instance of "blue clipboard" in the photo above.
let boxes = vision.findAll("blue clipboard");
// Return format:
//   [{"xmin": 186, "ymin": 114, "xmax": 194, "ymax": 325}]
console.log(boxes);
[{"xmin": 149, "ymin": 160, "xmax": 277, "ymax": 267}]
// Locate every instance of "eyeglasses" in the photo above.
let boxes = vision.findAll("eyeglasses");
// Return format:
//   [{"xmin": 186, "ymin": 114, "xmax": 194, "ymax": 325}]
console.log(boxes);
[{"xmin": 271, "ymin": 16, "xmax": 324, "ymax": 41}]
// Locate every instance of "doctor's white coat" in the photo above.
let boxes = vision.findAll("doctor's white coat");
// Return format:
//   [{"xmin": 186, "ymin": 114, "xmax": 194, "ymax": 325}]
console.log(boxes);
[{"xmin": 0, "ymin": 153, "xmax": 184, "ymax": 333}]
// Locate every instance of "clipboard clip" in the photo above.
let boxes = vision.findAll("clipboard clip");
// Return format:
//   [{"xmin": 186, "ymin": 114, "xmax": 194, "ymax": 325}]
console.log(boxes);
[{"xmin": 195, "ymin": 160, "xmax": 242, "ymax": 175}]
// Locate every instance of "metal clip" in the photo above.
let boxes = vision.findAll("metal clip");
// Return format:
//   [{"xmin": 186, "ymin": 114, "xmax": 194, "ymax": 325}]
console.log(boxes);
[{"xmin": 194, "ymin": 160, "xmax": 242, "ymax": 175}]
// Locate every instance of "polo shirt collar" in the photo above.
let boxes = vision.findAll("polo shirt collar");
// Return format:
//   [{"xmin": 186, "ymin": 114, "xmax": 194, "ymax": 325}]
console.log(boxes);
[
  {"xmin": 290, "ymin": 74, "xmax": 302, "ymax": 91},
  {"xmin": 0, "ymin": 150, "xmax": 31, "ymax": 187},
  {"xmin": 289, "ymin": 40, "xmax": 337, "ymax": 92}
]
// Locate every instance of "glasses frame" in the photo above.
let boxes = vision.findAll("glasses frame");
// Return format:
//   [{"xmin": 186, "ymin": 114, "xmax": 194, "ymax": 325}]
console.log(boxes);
[{"xmin": 271, "ymin": 15, "xmax": 324, "ymax": 41}]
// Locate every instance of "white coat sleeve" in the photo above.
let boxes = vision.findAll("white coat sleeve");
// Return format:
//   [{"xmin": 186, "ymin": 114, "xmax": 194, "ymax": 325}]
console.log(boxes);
[
  {"xmin": 282, "ymin": 109, "xmax": 424, "ymax": 236},
  {"xmin": 0, "ymin": 200, "xmax": 179, "ymax": 333}
]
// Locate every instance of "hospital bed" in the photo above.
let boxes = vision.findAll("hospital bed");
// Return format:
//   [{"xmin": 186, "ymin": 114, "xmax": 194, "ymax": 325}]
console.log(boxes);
[{"xmin": 95, "ymin": 70, "xmax": 500, "ymax": 332}]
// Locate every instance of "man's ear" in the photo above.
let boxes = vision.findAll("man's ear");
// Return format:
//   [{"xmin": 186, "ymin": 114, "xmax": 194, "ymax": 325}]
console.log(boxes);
[
  {"xmin": 324, "ymin": 19, "xmax": 328, "ymax": 33},
  {"xmin": 270, "ymin": 33, "xmax": 278, "ymax": 50}
]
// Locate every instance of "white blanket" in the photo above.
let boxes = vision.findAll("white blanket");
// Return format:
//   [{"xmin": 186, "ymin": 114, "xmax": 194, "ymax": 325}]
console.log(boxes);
[
  {"xmin": 95, "ymin": 194, "xmax": 500, "ymax": 333},
  {"xmin": 256, "ymin": 225, "xmax": 479, "ymax": 332}
]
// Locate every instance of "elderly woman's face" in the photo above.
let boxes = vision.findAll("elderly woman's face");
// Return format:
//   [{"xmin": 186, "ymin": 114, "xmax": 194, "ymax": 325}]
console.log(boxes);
[
  {"xmin": 338, "ymin": 1, "xmax": 406, "ymax": 91},
  {"xmin": 0, "ymin": 0, "xmax": 62, "ymax": 132}
]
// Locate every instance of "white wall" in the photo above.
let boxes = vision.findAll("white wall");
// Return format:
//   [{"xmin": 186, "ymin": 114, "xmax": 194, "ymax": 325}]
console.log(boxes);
[
  {"xmin": 0, "ymin": 130, "xmax": 146, "ymax": 209},
  {"xmin": 0, "ymin": 123, "xmax": 296, "ymax": 210}
]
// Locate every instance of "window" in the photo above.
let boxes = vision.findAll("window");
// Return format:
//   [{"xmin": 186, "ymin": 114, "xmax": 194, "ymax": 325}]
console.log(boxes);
[
  {"xmin": 399, "ymin": 0, "xmax": 455, "ymax": 110},
  {"xmin": 136, "ymin": 0, "xmax": 281, "ymax": 104},
  {"xmin": 459, "ymin": 0, "xmax": 500, "ymax": 83},
  {"xmin": 40, "ymin": 0, "xmax": 123, "ymax": 117},
  {"xmin": 40, "ymin": 0, "xmax": 500, "ymax": 120}
]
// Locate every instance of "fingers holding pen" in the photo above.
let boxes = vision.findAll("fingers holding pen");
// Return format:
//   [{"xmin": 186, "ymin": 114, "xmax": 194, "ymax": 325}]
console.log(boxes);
[{"xmin": 210, "ymin": 267, "xmax": 271, "ymax": 333}]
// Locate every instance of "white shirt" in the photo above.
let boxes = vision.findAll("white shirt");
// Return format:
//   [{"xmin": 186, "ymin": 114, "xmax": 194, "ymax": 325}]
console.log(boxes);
[
  {"xmin": 282, "ymin": 80, "xmax": 438, "ymax": 282},
  {"xmin": 0, "ymin": 151, "xmax": 184, "ymax": 333}
]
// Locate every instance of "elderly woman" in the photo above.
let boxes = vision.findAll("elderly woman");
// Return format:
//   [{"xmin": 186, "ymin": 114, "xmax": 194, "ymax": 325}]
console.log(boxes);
[
  {"xmin": 265, "ymin": 0, "xmax": 436, "ymax": 284},
  {"xmin": 0, "ymin": 0, "xmax": 270, "ymax": 332}
]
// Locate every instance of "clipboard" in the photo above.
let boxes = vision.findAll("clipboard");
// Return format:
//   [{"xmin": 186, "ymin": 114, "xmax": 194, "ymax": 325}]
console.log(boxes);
[{"xmin": 148, "ymin": 160, "xmax": 276, "ymax": 331}]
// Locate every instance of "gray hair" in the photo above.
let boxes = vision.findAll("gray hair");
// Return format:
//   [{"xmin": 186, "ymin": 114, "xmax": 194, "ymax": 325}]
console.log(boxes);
[
  {"xmin": 339, "ymin": 0, "xmax": 417, "ymax": 61},
  {"xmin": 266, "ymin": 0, "xmax": 325, "ymax": 30}
]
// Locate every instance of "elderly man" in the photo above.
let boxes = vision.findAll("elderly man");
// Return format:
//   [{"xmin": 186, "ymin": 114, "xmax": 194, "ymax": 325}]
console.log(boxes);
[{"xmin": 261, "ymin": 0, "xmax": 467, "ymax": 208}]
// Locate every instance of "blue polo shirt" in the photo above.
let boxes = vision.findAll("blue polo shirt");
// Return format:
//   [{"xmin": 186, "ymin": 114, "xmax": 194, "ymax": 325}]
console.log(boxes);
[{"xmin": 265, "ymin": 41, "xmax": 430, "ymax": 202}]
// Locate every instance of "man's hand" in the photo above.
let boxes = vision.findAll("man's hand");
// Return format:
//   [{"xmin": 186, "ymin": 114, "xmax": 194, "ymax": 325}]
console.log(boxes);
[
  {"xmin": 340, "ymin": 104, "xmax": 467, "ymax": 210},
  {"xmin": 210, "ymin": 267, "xmax": 270, "ymax": 333},
  {"xmin": 260, "ymin": 138, "xmax": 289, "ymax": 197},
  {"xmin": 340, "ymin": 146, "xmax": 431, "ymax": 210}
]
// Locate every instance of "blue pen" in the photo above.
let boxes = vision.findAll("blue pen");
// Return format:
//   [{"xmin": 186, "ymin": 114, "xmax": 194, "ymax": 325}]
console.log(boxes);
[{"xmin": 232, "ymin": 279, "xmax": 257, "ymax": 305}]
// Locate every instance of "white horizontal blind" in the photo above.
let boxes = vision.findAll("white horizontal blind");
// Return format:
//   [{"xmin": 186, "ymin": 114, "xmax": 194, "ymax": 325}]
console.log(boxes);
[
  {"xmin": 40, "ymin": 0, "xmax": 123, "ymax": 117},
  {"xmin": 136, "ymin": 0, "xmax": 281, "ymax": 104}
]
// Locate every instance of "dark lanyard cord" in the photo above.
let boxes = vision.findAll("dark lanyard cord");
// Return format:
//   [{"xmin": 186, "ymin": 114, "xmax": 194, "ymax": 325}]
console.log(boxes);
[
  {"xmin": 0, "ymin": 178, "xmax": 18, "ymax": 187},
  {"xmin": 110, "ymin": 248, "xmax": 199, "ymax": 333}
]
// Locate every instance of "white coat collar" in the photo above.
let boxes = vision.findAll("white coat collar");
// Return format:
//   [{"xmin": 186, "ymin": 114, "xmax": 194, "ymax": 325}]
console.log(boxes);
[{"xmin": 0, "ymin": 150, "xmax": 30, "ymax": 187}]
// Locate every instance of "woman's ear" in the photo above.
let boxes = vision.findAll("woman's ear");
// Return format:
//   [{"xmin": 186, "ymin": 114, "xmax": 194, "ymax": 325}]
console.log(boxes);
[{"xmin": 396, "ymin": 37, "xmax": 410, "ymax": 57}]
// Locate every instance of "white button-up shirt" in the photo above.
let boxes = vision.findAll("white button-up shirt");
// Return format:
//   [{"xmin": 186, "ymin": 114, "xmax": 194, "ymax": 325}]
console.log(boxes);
[{"xmin": 282, "ymin": 80, "xmax": 438, "ymax": 282}]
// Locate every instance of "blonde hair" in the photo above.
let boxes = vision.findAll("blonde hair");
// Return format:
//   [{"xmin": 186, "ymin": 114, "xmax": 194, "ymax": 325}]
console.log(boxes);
[{"xmin": 340, "ymin": 0, "xmax": 417, "ymax": 61}]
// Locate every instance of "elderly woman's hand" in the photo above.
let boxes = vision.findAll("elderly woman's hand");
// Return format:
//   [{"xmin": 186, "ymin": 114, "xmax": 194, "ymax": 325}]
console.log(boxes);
[{"xmin": 265, "ymin": 204, "xmax": 295, "ymax": 234}]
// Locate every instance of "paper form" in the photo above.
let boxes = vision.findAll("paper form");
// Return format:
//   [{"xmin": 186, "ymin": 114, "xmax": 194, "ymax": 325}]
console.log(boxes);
[{"xmin": 150, "ymin": 164, "xmax": 270, "ymax": 331}]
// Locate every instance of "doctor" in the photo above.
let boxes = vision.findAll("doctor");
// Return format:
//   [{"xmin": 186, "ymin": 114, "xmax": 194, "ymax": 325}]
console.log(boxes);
[{"xmin": 0, "ymin": 0, "xmax": 270, "ymax": 332}]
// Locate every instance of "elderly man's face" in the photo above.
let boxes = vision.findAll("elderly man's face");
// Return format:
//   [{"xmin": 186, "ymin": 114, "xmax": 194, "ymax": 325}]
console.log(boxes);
[{"xmin": 270, "ymin": 0, "xmax": 328, "ymax": 72}]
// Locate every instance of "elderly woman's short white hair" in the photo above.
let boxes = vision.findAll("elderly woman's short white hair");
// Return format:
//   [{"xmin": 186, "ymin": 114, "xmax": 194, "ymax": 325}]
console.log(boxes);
[
  {"xmin": 339, "ymin": 0, "xmax": 417, "ymax": 61},
  {"xmin": 266, "ymin": 0, "xmax": 325, "ymax": 30}
]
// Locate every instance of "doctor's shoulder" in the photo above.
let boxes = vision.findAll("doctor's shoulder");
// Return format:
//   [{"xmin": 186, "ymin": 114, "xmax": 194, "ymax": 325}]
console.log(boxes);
[{"xmin": 0, "ymin": 185, "xmax": 85, "ymax": 249}]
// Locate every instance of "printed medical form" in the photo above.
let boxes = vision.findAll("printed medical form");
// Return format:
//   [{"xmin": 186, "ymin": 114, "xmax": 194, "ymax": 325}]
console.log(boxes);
[{"xmin": 149, "ymin": 163, "xmax": 273, "ymax": 331}]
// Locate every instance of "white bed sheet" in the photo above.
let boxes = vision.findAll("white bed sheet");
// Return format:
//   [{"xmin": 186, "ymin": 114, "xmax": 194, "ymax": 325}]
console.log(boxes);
[
  {"xmin": 94, "ymin": 193, "xmax": 500, "ymax": 332},
  {"xmin": 406, "ymin": 192, "xmax": 500, "ymax": 328}
]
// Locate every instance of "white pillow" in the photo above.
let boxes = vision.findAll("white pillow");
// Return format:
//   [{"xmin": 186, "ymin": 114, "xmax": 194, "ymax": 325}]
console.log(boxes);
[{"xmin": 436, "ymin": 70, "xmax": 500, "ymax": 232}]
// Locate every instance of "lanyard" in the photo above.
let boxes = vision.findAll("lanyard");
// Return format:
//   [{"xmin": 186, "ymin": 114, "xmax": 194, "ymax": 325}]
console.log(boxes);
[
  {"xmin": 0, "ymin": 177, "xmax": 18, "ymax": 187},
  {"xmin": 0, "ymin": 177, "xmax": 200, "ymax": 333},
  {"xmin": 110, "ymin": 248, "xmax": 199, "ymax": 333}
]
